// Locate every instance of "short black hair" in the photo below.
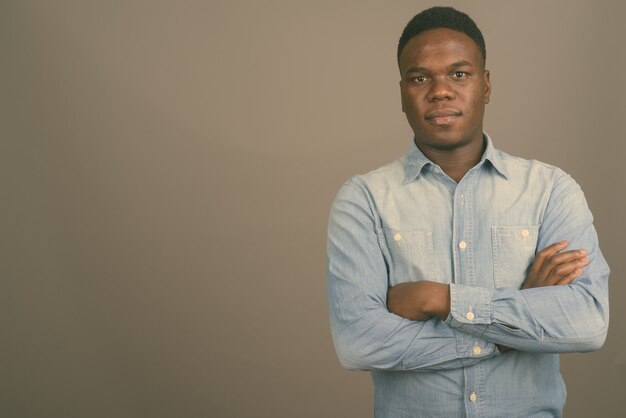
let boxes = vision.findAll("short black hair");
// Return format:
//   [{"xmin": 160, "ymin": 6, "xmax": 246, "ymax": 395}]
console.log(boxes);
[{"xmin": 397, "ymin": 6, "xmax": 486, "ymax": 67}]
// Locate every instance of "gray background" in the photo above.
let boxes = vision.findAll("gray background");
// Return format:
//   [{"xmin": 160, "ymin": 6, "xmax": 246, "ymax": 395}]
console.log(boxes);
[{"xmin": 2, "ymin": 1, "xmax": 624, "ymax": 417}]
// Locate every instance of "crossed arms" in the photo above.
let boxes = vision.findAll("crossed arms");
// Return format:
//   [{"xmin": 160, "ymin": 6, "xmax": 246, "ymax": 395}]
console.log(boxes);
[
  {"xmin": 327, "ymin": 175, "xmax": 609, "ymax": 371},
  {"xmin": 387, "ymin": 241, "xmax": 589, "ymax": 353},
  {"xmin": 387, "ymin": 240, "xmax": 589, "ymax": 321}
]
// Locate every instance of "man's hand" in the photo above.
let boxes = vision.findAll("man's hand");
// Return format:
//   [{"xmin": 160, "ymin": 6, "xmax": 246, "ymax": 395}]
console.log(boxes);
[
  {"xmin": 387, "ymin": 281, "xmax": 450, "ymax": 321},
  {"xmin": 522, "ymin": 240, "xmax": 589, "ymax": 289}
]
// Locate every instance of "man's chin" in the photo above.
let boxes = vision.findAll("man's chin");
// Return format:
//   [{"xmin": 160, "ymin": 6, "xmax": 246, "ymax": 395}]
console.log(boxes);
[
  {"xmin": 414, "ymin": 130, "xmax": 482, "ymax": 153},
  {"xmin": 426, "ymin": 141, "xmax": 465, "ymax": 152},
  {"xmin": 415, "ymin": 137, "xmax": 471, "ymax": 152}
]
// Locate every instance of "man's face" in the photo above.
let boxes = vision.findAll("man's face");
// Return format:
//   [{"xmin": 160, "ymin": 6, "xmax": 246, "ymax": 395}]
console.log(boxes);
[{"xmin": 399, "ymin": 28, "xmax": 490, "ymax": 152}]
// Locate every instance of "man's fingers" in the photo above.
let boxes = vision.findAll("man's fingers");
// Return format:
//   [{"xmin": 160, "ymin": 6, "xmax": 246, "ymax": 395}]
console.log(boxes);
[
  {"xmin": 535, "ymin": 241, "xmax": 568, "ymax": 260},
  {"xmin": 542, "ymin": 250, "xmax": 587, "ymax": 273},
  {"xmin": 548, "ymin": 249, "xmax": 587, "ymax": 265},
  {"xmin": 554, "ymin": 268, "xmax": 583, "ymax": 286},
  {"xmin": 537, "ymin": 248, "xmax": 587, "ymax": 279},
  {"xmin": 545, "ymin": 256, "xmax": 589, "ymax": 286},
  {"xmin": 546, "ymin": 256, "xmax": 588, "ymax": 280},
  {"xmin": 529, "ymin": 241, "xmax": 568, "ymax": 275}
]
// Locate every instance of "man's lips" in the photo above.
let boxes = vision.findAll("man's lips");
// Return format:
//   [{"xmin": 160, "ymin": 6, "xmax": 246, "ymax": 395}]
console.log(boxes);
[{"xmin": 425, "ymin": 109, "xmax": 462, "ymax": 125}]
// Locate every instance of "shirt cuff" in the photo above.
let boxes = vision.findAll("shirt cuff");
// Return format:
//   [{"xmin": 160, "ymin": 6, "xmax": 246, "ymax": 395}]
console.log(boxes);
[
  {"xmin": 451, "ymin": 327, "xmax": 499, "ymax": 366},
  {"xmin": 445, "ymin": 284, "xmax": 493, "ymax": 336},
  {"xmin": 445, "ymin": 285, "xmax": 505, "ymax": 361}
]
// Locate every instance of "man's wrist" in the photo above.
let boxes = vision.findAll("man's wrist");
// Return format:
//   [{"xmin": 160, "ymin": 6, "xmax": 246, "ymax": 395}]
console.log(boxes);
[
  {"xmin": 437, "ymin": 283, "xmax": 451, "ymax": 320},
  {"xmin": 423, "ymin": 282, "xmax": 451, "ymax": 320},
  {"xmin": 388, "ymin": 281, "xmax": 451, "ymax": 321}
]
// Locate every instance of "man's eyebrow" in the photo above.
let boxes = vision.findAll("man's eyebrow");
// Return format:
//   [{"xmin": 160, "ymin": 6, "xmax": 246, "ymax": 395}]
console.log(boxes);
[
  {"xmin": 404, "ymin": 66, "xmax": 426, "ymax": 75},
  {"xmin": 450, "ymin": 60, "xmax": 473, "ymax": 68},
  {"xmin": 404, "ymin": 60, "xmax": 474, "ymax": 75}
]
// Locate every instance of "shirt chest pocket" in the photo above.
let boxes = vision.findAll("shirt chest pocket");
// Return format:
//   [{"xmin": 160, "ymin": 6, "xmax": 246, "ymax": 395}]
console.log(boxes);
[
  {"xmin": 378, "ymin": 228, "xmax": 437, "ymax": 286},
  {"xmin": 492, "ymin": 225, "xmax": 539, "ymax": 288}
]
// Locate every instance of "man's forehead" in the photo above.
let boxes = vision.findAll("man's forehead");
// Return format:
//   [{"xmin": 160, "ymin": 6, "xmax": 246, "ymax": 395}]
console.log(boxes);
[{"xmin": 399, "ymin": 28, "xmax": 483, "ymax": 69}]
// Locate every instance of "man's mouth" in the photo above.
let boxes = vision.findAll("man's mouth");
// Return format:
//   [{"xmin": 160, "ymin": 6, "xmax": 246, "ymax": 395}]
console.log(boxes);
[{"xmin": 425, "ymin": 109, "xmax": 462, "ymax": 126}]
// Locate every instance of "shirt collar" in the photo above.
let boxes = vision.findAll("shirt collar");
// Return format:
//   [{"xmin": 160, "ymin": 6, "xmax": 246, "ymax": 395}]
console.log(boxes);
[{"xmin": 403, "ymin": 132, "xmax": 509, "ymax": 184}]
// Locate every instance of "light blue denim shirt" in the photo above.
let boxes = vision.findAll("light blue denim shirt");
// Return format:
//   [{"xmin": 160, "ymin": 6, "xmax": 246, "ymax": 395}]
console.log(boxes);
[{"xmin": 327, "ymin": 134, "xmax": 609, "ymax": 418}]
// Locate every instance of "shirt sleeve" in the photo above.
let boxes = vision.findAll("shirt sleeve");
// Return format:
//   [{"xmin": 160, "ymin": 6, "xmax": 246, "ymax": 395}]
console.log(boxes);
[
  {"xmin": 327, "ymin": 179, "xmax": 499, "ymax": 371},
  {"xmin": 445, "ymin": 171, "xmax": 609, "ymax": 352}
]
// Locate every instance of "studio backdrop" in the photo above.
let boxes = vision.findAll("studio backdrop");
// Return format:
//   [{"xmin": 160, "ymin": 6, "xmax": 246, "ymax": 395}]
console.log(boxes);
[{"xmin": 3, "ymin": 1, "xmax": 625, "ymax": 417}]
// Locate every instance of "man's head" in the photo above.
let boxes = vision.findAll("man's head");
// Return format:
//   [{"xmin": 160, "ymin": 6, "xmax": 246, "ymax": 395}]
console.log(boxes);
[
  {"xmin": 397, "ymin": 7, "xmax": 486, "ymax": 69},
  {"xmin": 398, "ymin": 7, "xmax": 490, "ymax": 154}
]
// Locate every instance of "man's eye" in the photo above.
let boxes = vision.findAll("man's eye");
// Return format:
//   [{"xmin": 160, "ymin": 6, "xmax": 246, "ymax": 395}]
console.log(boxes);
[
  {"xmin": 453, "ymin": 71, "xmax": 467, "ymax": 79},
  {"xmin": 413, "ymin": 75, "xmax": 427, "ymax": 83}
]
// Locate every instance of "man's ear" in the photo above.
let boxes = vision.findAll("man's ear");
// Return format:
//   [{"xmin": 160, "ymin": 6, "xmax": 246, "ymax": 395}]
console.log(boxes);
[
  {"xmin": 399, "ymin": 80, "xmax": 406, "ymax": 112},
  {"xmin": 483, "ymin": 69, "xmax": 491, "ymax": 104}
]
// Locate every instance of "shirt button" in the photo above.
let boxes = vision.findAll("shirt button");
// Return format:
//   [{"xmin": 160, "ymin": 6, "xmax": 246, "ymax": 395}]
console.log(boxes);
[
  {"xmin": 469, "ymin": 392, "xmax": 478, "ymax": 402},
  {"xmin": 394, "ymin": 233, "xmax": 402, "ymax": 242},
  {"xmin": 466, "ymin": 312, "xmax": 475, "ymax": 321},
  {"xmin": 459, "ymin": 240, "xmax": 467, "ymax": 250},
  {"xmin": 473, "ymin": 346, "xmax": 482, "ymax": 355},
  {"xmin": 521, "ymin": 229, "xmax": 530, "ymax": 238}
]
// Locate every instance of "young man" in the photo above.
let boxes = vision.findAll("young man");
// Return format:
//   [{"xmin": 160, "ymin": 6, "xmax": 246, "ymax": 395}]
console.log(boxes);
[{"xmin": 327, "ymin": 7, "xmax": 609, "ymax": 418}]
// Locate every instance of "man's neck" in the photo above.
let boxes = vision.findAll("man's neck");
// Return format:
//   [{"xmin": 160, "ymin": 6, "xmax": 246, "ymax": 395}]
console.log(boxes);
[{"xmin": 418, "ymin": 137, "xmax": 486, "ymax": 183}]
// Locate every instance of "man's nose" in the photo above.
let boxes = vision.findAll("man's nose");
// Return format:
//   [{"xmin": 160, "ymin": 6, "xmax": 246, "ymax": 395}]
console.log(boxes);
[{"xmin": 427, "ymin": 78, "xmax": 455, "ymax": 101}]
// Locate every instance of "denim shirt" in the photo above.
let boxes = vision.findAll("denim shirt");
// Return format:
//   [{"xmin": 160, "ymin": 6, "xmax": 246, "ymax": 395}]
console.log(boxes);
[{"xmin": 326, "ymin": 135, "xmax": 609, "ymax": 418}]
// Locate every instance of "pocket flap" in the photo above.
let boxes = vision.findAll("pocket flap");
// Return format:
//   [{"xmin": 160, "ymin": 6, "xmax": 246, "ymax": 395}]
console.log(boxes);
[
  {"xmin": 492, "ymin": 225, "xmax": 539, "ymax": 248},
  {"xmin": 379, "ymin": 228, "xmax": 433, "ymax": 251}
]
